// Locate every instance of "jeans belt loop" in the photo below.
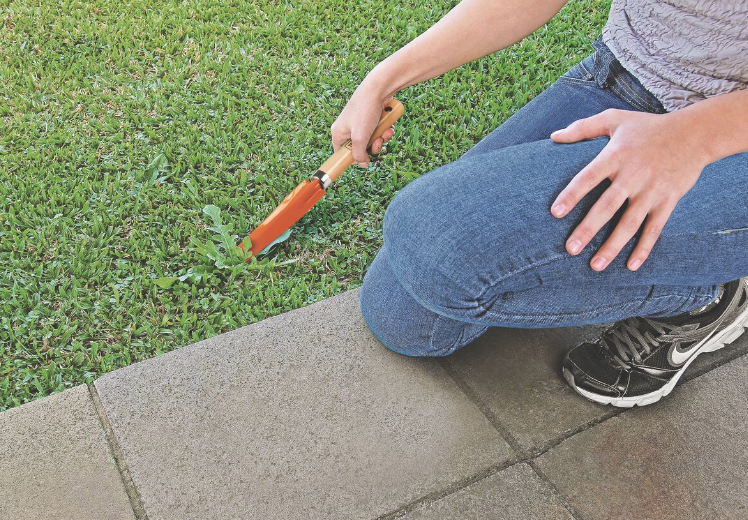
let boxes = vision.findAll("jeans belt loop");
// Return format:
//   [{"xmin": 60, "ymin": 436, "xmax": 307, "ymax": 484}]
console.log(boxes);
[{"xmin": 592, "ymin": 36, "xmax": 614, "ymax": 89}]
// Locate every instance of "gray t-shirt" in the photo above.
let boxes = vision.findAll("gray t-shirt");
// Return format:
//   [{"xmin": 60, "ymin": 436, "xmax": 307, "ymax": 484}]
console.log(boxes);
[{"xmin": 602, "ymin": 0, "xmax": 748, "ymax": 111}]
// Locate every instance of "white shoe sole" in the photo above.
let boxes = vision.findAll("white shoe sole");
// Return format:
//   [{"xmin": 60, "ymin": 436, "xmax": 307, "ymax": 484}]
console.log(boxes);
[{"xmin": 563, "ymin": 299, "xmax": 748, "ymax": 408}]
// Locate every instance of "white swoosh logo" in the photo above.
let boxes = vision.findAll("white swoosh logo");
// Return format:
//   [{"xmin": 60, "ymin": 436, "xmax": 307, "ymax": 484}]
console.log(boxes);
[{"xmin": 669, "ymin": 342, "xmax": 700, "ymax": 366}]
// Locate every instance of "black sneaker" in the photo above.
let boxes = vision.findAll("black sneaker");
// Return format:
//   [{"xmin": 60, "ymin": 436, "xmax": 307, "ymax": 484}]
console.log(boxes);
[{"xmin": 563, "ymin": 278, "xmax": 748, "ymax": 407}]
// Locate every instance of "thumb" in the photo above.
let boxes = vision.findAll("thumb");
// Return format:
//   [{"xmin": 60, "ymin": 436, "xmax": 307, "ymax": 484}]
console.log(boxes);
[{"xmin": 551, "ymin": 109, "xmax": 620, "ymax": 143}]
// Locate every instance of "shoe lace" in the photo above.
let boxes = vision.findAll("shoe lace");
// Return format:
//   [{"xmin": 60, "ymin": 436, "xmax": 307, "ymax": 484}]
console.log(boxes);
[{"xmin": 601, "ymin": 317, "xmax": 684, "ymax": 368}]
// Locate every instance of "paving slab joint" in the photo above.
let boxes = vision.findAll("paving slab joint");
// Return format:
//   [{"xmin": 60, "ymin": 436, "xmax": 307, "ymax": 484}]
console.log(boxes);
[
  {"xmin": 88, "ymin": 385, "xmax": 150, "ymax": 520},
  {"xmin": 525, "ymin": 409, "xmax": 623, "ymax": 460},
  {"xmin": 526, "ymin": 347, "xmax": 748, "ymax": 460},
  {"xmin": 437, "ymin": 358, "xmax": 528, "ymax": 458},
  {"xmin": 375, "ymin": 457, "xmax": 524, "ymax": 519},
  {"xmin": 398, "ymin": 349, "xmax": 748, "ymax": 520},
  {"xmin": 526, "ymin": 459, "xmax": 587, "ymax": 520}
]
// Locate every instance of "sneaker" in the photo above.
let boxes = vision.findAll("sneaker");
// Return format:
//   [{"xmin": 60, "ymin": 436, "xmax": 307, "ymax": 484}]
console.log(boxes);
[{"xmin": 562, "ymin": 278, "xmax": 748, "ymax": 407}]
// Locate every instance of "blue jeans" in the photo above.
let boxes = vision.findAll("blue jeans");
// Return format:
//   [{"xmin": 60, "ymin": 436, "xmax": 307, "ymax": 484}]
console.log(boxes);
[{"xmin": 360, "ymin": 38, "xmax": 748, "ymax": 357}]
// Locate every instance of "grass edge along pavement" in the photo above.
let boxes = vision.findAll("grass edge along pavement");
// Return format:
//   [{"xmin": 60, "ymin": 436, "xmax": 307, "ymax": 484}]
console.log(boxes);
[{"xmin": 1, "ymin": 0, "xmax": 612, "ymax": 410}]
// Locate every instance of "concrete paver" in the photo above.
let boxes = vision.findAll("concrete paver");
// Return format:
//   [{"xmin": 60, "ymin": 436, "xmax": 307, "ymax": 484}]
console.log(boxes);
[
  {"xmin": 402, "ymin": 463, "xmax": 573, "ymax": 520},
  {"xmin": 445, "ymin": 325, "xmax": 609, "ymax": 452},
  {"xmin": 0, "ymin": 385, "xmax": 135, "ymax": 520},
  {"xmin": 95, "ymin": 289, "xmax": 513, "ymax": 520},
  {"xmin": 536, "ymin": 355, "xmax": 748, "ymax": 520},
  {"xmin": 446, "ymin": 324, "xmax": 748, "ymax": 453}
]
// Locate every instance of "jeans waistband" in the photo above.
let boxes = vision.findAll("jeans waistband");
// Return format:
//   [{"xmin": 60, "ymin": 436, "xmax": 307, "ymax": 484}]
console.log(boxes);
[{"xmin": 591, "ymin": 36, "xmax": 667, "ymax": 114}]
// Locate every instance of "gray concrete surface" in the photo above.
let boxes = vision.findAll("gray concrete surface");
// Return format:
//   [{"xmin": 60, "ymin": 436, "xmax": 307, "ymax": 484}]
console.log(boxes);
[
  {"xmin": 445, "ymin": 325, "xmax": 609, "ymax": 453},
  {"xmin": 536, "ymin": 355, "xmax": 748, "ymax": 520},
  {"xmin": 3, "ymin": 287, "xmax": 747, "ymax": 520},
  {"xmin": 402, "ymin": 463, "xmax": 573, "ymax": 519},
  {"xmin": 0, "ymin": 385, "xmax": 135, "ymax": 520},
  {"xmin": 445, "ymin": 321, "xmax": 748, "ymax": 454},
  {"xmin": 94, "ymin": 290, "xmax": 513, "ymax": 520}
]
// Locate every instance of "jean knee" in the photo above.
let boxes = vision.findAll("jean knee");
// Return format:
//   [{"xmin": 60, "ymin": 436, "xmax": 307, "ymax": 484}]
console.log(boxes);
[
  {"xmin": 360, "ymin": 246, "xmax": 478, "ymax": 357},
  {"xmin": 360, "ymin": 281, "xmax": 487, "ymax": 358},
  {"xmin": 382, "ymin": 169, "xmax": 487, "ymax": 319}
]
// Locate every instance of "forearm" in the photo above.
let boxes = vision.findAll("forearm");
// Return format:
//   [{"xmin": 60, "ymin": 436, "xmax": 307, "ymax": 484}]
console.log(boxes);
[
  {"xmin": 670, "ymin": 88, "xmax": 748, "ymax": 164},
  {"xmin": 362, "ymin": 0, "xmax": 569, "ymax": 95}
]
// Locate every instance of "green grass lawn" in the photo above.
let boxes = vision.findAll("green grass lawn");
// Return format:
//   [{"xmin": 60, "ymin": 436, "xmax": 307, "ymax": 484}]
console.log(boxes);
[{"xmin": 0, "ymin": 0, "xmax": 610, "ymax": 410}]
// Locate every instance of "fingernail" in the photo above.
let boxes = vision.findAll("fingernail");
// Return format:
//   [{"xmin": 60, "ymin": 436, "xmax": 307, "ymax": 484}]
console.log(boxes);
[
  {"xmin": 629, "ymin": 258, "xmax": 642, "ymax": 271},
  {"xmin": 567, "ymin": 239, "xmax": 582, "ymax": 255},
  {"xmin": 551, "ymin": 203, "xmax": 566, "ymax": 217},
  {"xmin": 592, "ymin": 257, "xmax": 607, "ymax": 270},
  {"xmin": 551, "ymin": 129, "xmax": 565, "ymax": 136}
]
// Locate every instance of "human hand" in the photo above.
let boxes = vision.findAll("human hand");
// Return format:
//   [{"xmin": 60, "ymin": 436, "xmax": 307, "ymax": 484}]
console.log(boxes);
[
  {"xmin": 331, "ymin": 80, "xmax": 396, "ymax": 168},
  {"xmin": 550, "ymin": 109, "xmax": 711, "ymax": 272}
]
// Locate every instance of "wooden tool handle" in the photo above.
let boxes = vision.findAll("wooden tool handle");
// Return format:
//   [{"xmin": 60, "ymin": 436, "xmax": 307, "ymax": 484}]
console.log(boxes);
[{"xmin": 318, "ymin": 98, "xmax": 404, "ymax": 184}]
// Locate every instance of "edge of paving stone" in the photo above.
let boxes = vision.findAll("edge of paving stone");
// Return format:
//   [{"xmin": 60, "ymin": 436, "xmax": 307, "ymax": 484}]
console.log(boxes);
[
  {"xmin": 95, "ymin": 288, "xmax": 361, "ymax": 387},
  {"xmin": 86, "ymin": 290, "xmax": 366, "ymax": 520},
  {"xmin": 0, "ymin": 385, "xmax": 144, "ymax": 520},
  {"xmin": 4, "ymin": 286, "xmax": 744, "ymax": 520},
  {"xmin": 89, "ymin": 386, "xmax": 150, "ymax": 520}
]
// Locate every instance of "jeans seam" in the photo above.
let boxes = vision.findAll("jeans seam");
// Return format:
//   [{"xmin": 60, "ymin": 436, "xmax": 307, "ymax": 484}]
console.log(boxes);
[
  {"xmin": 428, "ymin": 315, "xmax": 489, "ymax": 355},
  {"xmin": 616, "ymin": 77, "xmax": 652, "ymax": 110},
  {"xmin": 578, "ymin": 59, "xmax": 595, "ymax": 79},
  {"xmin": 557, "ymin": 76, "xmax": 598, "ymax": 87},
  {"xmin": 475, "ymin": 292, "xmax": 713, "ymax": 321},
  {"xmin": 472, "ymin": 250, "xmax": 715, "ymax": 321},
  {"xmin": 591, "ymin": 35, "xmax": 665, "ymax": 114},
  {"xmin": 609, "ymin": 80, "xmax": 659, "ymax": 113},
  {"xmin": 664, "ymin": 229, "xmax": 747, "ymax": 237},
  {"xmin": 475, "ymin": 253, "xmax": 568, "ymax": 305}
]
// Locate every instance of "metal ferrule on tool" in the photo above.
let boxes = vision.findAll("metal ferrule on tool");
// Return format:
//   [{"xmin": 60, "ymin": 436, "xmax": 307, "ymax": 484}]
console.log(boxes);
[{"xmin": 313, "ymin": 170, "xmax": 332, "ymax": 189}]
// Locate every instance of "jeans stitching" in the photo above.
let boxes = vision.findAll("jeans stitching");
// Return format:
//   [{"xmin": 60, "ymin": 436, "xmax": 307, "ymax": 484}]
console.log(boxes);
[
  {"xmin": 611, "ymin": 84, "xmax": 650, "ymax": 112},
  {"xmin": 610, "ymin": 80, "xmax": 660, "ymax": 113},
  {"xmin": 428, "ymin": 315, "xmax": 489, "ymax": 355},
  {"xmin": 474, "ymin": 252, "xmax": 714, "ymax": 320},
  {"xmin": 591, "ymin": 36, "xmax": 665, "ymax": 114},
  {"xmin": 475, "ymin": 292, "xmax": 713, "ymax": 321},
  {"xmin": 578, "ymin": 59, "xmax": 595, "ymax": 79},
  {"xmin": 475, "ymin": 253, "xmax": 568, "ymax": 304},
  {"xmin": 557, "ymin": 76, "xmax": 598, "ymax": 87},
  {"xmin": 615, "ymin": 76, "xmax": 653, "ymax": 109}
]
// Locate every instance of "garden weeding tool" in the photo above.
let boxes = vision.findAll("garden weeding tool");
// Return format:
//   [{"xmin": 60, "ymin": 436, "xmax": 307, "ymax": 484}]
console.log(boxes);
[{"xmin": 240, "ymin": 98, "xmax": 404, "ymax": 257}]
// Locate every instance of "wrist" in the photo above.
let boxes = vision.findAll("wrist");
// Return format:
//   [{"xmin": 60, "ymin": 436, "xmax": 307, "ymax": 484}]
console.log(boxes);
[
  {"xmin": 666, "ymin": 111, "xmax": 715, "ymax": 167},
  {"xmin": 666, "ymin": 90, "xmax": 748, "ymax": 165},
  {"xmin": 361, "ymin": 59, "xmax": 403, "ymax": 99}
]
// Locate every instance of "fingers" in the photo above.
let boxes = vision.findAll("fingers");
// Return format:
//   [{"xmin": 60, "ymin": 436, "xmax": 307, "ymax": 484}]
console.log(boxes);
[
  {"xmin": 566, "ymin": 191, "xmax": 674, "ymax": 271},
  {"xmin": 627, "ymin": 203, "xmax": 674, "ymax": 271},
  {"xmin": 589, "ymin": 202, "xmax": 649, "ymax": 271},
  {"xmin": 549, "ymin": 108, "xmax": 683, "ymax": 271},
  {"xmin": 551, "ymin": 149, "xmax": 616, "ymax": 218},
  {"xmin": 350, "ymin": 126, "xmax": 370, "ymax": 167},
  {"xmin": 331, "ymin": 121, "xmax": 395, "ymax": 167},
  {"xmin": 330, "ymin": 121, "xmax": 348, "ymax": 152},
  {"xmin": 370, "ymin": 137, "xmax": 384, "ymax": 154},
  {"xmin": 369, "ymin": 126, "xmax": 395, "ymax": 154},
  {"xmin": 551, "ymin": 109, "xmax": 622, "ymax": 144},
  {"xmin": 564, "ymin": 182, "xmax": 628, "ymax": 257}
]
